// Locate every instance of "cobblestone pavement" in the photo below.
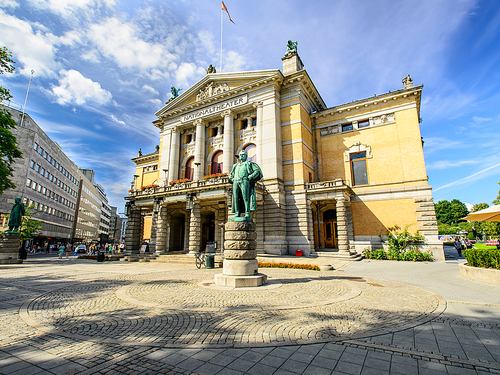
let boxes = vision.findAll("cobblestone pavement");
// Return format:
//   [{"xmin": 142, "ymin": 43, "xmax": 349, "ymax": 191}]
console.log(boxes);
[{"xmin": 0, "ymin": 250, "xmax": 499, "ymax": 375}]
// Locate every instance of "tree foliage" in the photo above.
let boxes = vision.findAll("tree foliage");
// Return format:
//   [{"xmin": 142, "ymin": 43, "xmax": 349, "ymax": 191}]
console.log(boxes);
[
  {"xmin": 472, "ymin": 203, "xmax": 489, "ymax": 212},
  {"xmin": 19, "ymin": 204, "xmax": 42, "ymax": 242},
  {"xmin": 0, "ymin": 46, "xmax": 22, "ymax": 195},
  {"xmin": 435, "ymin": 199, "xmax": 469, "ymax": 224},
  {"xmin": 493, "ymin": 182, "xmax": 500, "ymax": 205}
]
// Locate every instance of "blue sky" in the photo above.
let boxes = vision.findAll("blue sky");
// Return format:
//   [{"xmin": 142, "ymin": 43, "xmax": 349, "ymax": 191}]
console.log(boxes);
[{"xmin": 1, "ymin": 0, "xmax": 499, "ymax": 211}]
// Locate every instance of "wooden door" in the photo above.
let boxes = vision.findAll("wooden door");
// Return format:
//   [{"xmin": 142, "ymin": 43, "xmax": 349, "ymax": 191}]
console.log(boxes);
[{"xmin": 324, "ymin": 220, "xmax": 338, "ymax": 248}]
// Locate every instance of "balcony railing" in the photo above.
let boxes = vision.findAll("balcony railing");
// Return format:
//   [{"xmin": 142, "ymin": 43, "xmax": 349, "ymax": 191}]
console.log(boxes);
[
  {"xmin": 305, "ymin": 179, "xmax": 346, "ymax": 191},
  {"xmin": 129, "ymin": 177, "xmax": 233, "ymax": 198}
]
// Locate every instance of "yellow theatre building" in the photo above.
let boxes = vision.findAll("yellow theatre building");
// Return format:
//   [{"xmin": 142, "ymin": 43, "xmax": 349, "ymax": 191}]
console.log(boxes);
[{"xmin": 124, "ymin": 46, "xmax": 443, "ymax": 261}]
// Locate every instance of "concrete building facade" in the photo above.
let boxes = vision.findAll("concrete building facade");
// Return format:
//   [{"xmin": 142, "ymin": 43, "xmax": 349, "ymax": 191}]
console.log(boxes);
[{"xmin": 125, "ymin": 49, "xmax": 443, "ymax": 260}]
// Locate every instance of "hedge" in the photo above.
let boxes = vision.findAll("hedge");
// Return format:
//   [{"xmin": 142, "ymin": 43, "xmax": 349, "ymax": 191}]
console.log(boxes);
[{"xmin": 463, "ymin": 248, "xmax": 500, "ymax": 270}]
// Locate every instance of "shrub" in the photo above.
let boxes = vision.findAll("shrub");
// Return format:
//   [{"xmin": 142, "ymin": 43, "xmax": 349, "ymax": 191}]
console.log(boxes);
[
  {"xmin": 463, "ymin": 248, "xmax": 500, "ymax": 269},
  {"xmin": 258, "ymin": 262, "xmax": 320, "ymax": 271},
  {"xmin": 363, "ymin": 247, "xmax": 431, "ymax": 262},
  {"xmin": 363, "ymin": 248, "xmax": 387, "ymax": 260}
]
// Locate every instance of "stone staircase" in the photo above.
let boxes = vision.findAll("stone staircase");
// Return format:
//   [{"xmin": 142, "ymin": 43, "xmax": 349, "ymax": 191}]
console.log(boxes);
[{"xmin": 311, "ymin": 250, "xmax": 363, "ymax": 261}]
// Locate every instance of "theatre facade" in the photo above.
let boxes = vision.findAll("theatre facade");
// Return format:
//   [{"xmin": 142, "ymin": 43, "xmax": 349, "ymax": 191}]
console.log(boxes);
[{"xmin": 124, "ymin": 49, "xmax": 443, "ymax": 260}]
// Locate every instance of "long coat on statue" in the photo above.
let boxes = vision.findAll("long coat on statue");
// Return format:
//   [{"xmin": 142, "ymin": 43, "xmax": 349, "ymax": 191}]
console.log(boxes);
[{"xmin": 229, "ymin": 161, "xmax": 263, "ymax": 215}]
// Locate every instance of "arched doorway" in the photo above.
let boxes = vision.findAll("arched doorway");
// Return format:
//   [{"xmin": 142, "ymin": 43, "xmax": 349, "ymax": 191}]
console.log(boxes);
[
  {"xmin": 323, "ymin": 209, "xmax": 338, "ymax": 248},
  {"xmin": 244, "ymin": 143, "xmax": 256, "ymax": 162},
  {"xmin": 211, "ymin": 150, "xmax": 223, "ymax": 174},
  {"xmin": 185, "ymin": 156, "xmax": 194, "ymax": 180},
  {"xmin": 169, "ymin": 214, "xmax": 185, "ymax": 251}
]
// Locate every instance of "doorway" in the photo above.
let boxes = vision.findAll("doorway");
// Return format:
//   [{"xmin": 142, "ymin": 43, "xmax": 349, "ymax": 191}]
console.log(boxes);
[
  {"xmin": 201, "ymin": 212, "xmax": 215, "ymax": 251},
  {"xmin": 323, "ymin": 209, "xmax": 338, "ymax": 248},
  {"xmin": 169, "ymin": 214, "xmax": 185, "ymax": 251}
]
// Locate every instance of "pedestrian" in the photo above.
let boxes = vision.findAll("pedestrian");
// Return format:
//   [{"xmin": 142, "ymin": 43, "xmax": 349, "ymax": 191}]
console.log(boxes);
[
  {"xmin": 44, "ymin": 242, "xmax": 50, "ymax": 254},
  {"xmin": 65, "ymin": 243, "xmax": 71, "ymax": 259},
  {"xmin": 454, "ymin": 237, "xmax": 462, "ymax": 257},
  {"xmin": 58, "ymin": 244, "xmax": 65, "ymax": 259}
]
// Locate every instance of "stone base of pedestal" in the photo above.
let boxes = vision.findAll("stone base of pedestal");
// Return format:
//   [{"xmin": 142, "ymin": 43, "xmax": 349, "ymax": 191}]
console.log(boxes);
[
  {"xmin": 214, "ymin": 273, "xmax": 268, "ymax": 288},
  {"xmin": 0, "ymin": 232, "xmax": 22, "ymax": 264}
]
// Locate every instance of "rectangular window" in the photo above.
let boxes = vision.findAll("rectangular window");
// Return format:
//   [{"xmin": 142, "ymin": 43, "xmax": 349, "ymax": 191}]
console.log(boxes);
[
  {"xmin": 26, "ymin": 178, "xmax": 32, "ymax": 187},
  {"xmin": 241, "ymin": 119, "xmax": 248, "ymax": 130},
  {"xmin": 50, "ymin": 174, "xmax": 54, "ymax": 182},
  {"xmin": 46, "ymin": 170, "xmax": 50, "ymax": 178},
  {"xmin": 48, "ymin": 155, "xmax": 52, "ymax": 163},
  {"xmin": 32, "ymin": 182, "xmax": 38, "ymax": 190},
  {"xmin": 39, "ymin": 147, "xmax": 44, "ymax": 156},
  {"xmin": 40, "ymin": 167, "xmax": 45, "ymax": 176},
  {"xmin": 342, "ymin": 123, "xmax": 353, "ymax": 132},
  {"xmin": 23, "ymin": 197, "xmax": 28, "ymax": 205},
  {"xmin": 53, "ymin": 159, "xmax": 56, "ymax": 166},
  {"xmin": 35, "ymin": 164, "xmax": 40, "ymax": 172},
  {"xmin": 252, "ymin": 117, "xmax": 257, "ymax": 127},
  {"xmin": 30, "ymin": 160, "xmax": 35, "ymax": 169},
  {"xmin": 34, "ymin": 143, "xmax": 38, "ymax": 151},
  {"xmin": 37, "ymin": 184, "xmax": 42, "ymax": 192},
  {"xmin": 42, "ymin": 187, "xmax": 46, "ymax": 194},
  {"xmin": 351, "ymin": 152, "xmax": 368, "ymax": 186},
  {"xmin": 358, "ymin": 120, "xmax": 369, "ymax": 129},
  {"xmin": 56, "ymin": 162, "xmax": 60, "ymax": 169},
  {"xmin": 43, "ymin": 151, "xmax": 48, "ymax": 159}
]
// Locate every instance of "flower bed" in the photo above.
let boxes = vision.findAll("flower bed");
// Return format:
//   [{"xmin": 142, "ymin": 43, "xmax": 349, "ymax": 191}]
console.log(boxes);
[
  {"xmin": 258, "ymin": 262, "xmax": 320, "ymax": 271},
  {"xmin": 203, "ymin": 173, "xmax": 228, "ymax": 180},
  {"xmin": 169, "ymin": 178, "xmax": 191, "ymax": 186},
  {"xmin": 140, "ymin": 184, "xmax": 158, "ymax": 190}
]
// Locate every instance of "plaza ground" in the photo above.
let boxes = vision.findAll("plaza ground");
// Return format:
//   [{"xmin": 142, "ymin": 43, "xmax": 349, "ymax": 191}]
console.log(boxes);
[{"xmin": 0, "ymin": 246, "xmax": 499, "ymax": 375}]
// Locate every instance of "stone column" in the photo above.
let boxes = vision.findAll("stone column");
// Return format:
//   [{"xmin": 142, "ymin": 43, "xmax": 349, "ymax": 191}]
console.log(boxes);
[
  {"xmin": 168, "ymin": 129, "xmax": 181, "ymax": 182},
  {"xmin": 222, "ymin": 110, "xmax": 235, "ymax": 174},
  {"xmin": 125, "ymin": 205, "xmax": 142, "ymax": 254},
  {"xmin": 155, "ymin": 205, "xmax": 167, "ymax": 254},
  {"xmin": 254, "ymin": 102, "xmax": 263, "ymax": 164},
  {"xmin": 194, "ymin": 119, "xmax": 206, "ymax": 181},
  {"xmin": 188, "ymin": 202, "xmax": 201, "ymax": 255},
  {"xmin": 184, "ymin": 214, "xmax": 190, "ymax": 252},
  {"xmin": 336, "ymin": 197, "xmax": 350, "ymax": 255},
  {"xmin": 346, "ymin": 204, "xmax": 355, "ymax": 252},
  {"xmin": 149, "ymin": 209, "xmax": 158, "ymax": 254}
]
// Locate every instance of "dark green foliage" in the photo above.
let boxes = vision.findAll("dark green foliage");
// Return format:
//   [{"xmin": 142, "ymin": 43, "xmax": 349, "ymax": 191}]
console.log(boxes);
[
  {"xmin": 493, "ymin": 182, "xmax": 500, "ymax": 205},
  {"xmin": 472, "ymin": 203, "xmax": 489, "ymax": 212},
  {"xmin": 463, "ymin": 248, "xmax": 500, "ymax": 269},
  {"xmin": 435, "ymin": 199, "xmax": 469, "ymax": 225},
  {"xmin": 450, "ymin": 199, "xmax": 469, "ymax": 222},
  {"xmin": 20, "ymin": 204, "xmax": 42, "ymax": 242},
  {"xmin": 362, "ymin": 248, "xmax": 387, "ymax": 260},
  {"xmin": 0, "ymin": 46, "xmax": 22, "ymax": 194},
  {"xmin": 363, "ymin": 247, "xmax": 431, "ymax": 261}
]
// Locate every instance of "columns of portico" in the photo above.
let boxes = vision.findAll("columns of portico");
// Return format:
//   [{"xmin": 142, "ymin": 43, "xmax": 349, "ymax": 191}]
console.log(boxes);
[
  {"xmin": 188, "ymin": 202, "xmax": 201, "ymax": 255},
  {"xmin": 336, "ymin": 197, "xmax": 350, "ymax": 255},
  {"xmin": 254, "ymin": 102, "xmax": 263, "ymax": 164},
  {"xmin": 124, "ymin": 204, "xmax": 142, "ymax": 254},
  {"xmin": 168, "ymin": 128, "xmax": 181, "ymax": 182},
  {"xmin": 194, "ymin": 119, "xmax": 206, "ymax": 181},
  {"xmin": 155, "ymin": 205, "xmax": 168, "ymax": 254},
  {"xmin": 222, "ymin": 110, "xmax": 235, "ymax": 174}
]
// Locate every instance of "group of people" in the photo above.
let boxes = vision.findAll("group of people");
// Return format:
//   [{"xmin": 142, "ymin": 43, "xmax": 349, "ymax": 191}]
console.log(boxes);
[
  {"xmin": 18, "ymin": 241, "xmax": 125, "ymax": 260},
  {"xmin": 453, "ymin": 237, "xmax": 473, "ymax": 256}
]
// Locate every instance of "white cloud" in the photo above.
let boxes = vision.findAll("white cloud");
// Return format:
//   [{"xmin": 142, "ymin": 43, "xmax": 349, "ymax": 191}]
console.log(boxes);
[
  {"xmin": 52, "ymin": 69, "xmax": 112, "ymax": 106},
  {"xmin": 148, "ymin": 99, "xmax": 162, "ymax": 107},
  {"xmin": 434, "ymin": 162, "xmax": 500, "ymax": 192},
  {"xmin": 87, "ymin": 17, "xmax": 176, "ymax": 73},
  {"xmin": 0, "ymin": 0, "xmax": 18, "ymax": 9},
  {"xmin": 81, "ymin": 50, "xmax": 100, "ymax": 63},
  {"xmin": 0, "ymin": 10, "xmax": 59, "ymax": 76},
  {"xmin": 223, "ymin": 51, "xmax": 246, "ymax": 73},
  {"xmin": 174, "ymin": 62, "xmax": 204, "ymax": 88},
  {"xmin": 142, "ymin": 84, "xmax": 158, "ymax": 95},
  {"xmin": 427, "ymin": 160, "xmax": 477, "ymax": 170},
  {"xmin": 110, "ymin": 114, "xmax": 125, "ymax": 125},
  {"xmin": 423, "ymin": 137, "xmax": 463, "ymax": 154},
  {"xmin": 26, "ymin": 0, "xmax": 116, "ymax": 18}
]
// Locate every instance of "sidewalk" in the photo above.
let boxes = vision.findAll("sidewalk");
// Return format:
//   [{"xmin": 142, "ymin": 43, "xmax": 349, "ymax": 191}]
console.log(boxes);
[{"xmin": 0, "ymin": 249, "xmax": 499, "ymax": 375}]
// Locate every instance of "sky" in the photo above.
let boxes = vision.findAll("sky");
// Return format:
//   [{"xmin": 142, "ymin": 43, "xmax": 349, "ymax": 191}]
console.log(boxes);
[{"xmin": 1, "ymin": 0, "xmax": 500, "ymax": 211}]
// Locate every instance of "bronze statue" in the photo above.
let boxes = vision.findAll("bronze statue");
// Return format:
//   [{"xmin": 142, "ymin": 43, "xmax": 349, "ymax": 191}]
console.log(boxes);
[
  {"xmin": 286, "ymin": 40, "xmax": 298, "ymax": 54},
  {"xmin": 228, "ymin": 150, "xmax": 263, "ymax": 221},
  {"xmin": 206, "ymin": 65, "xmax": 217, "ymax": 74},
  {"xmin": 7, "ymin": 197, "xmax": 25, "ymax": 233},
  {"xmin": 171, "ymin": 86, "xmax": 182, "ymax": 98}
]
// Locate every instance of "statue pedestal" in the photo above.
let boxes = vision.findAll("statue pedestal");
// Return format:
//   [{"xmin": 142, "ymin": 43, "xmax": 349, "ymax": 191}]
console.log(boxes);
[
  {"xmin": 0, "ymin": 232, "xmax": 22, "ymax": 264},
  {"xmin": 214, "ymin": 221, "xmax": 267, "ymax": 288}
]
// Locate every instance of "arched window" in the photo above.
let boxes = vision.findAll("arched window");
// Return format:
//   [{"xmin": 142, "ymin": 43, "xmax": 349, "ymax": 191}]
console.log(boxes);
[
  {"xmin": 244, "ymin": 143, "xmax": 256, "ymax": 162},
  {"xmin": 211, "ymin": 151, "xmax": 223, "ymax": 175},
  {"xmin": 185, "ymin": 157, "xmax": 194, "ymax": 180}
]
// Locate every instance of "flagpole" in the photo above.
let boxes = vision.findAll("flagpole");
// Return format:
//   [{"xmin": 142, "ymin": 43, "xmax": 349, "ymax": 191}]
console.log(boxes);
[{"xmin": 220, "ymin": 6, "xmax": 223, "ymax": 73}]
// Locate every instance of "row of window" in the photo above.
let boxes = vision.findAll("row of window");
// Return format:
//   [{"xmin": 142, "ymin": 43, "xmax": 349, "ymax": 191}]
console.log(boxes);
[
  {"xmin": 341, "ymin": 119, "xmax": 370, "ymax": 132},
  {"xmin": 75, "ymin": 228, "xmax": 97, "ymax": 239},
  {"xmin": 82, "ymin": 185, "xmax": 100, "ymax": 205},
  {"xmin": 143, "ymin": 165, "xmax": 158, "ymax": 173},
  {"xmin": 22, "ymin": 197, "xmax": 74, "ymax": 222},
  {"xmin": 81, "ymin": 196, "xmax": 100, "ymax": 212},
  {"xmin": 33, "ymin": 143, "xmax": 79, "ymax": 186},
  {"xmin": 41, "ymin": 222, "xmax": 71, "ymax": 235},
  {"xmin": 30, "ymin": 160, "xmax": 78, "ymax": 198},
  {"xmin": 26, "ymin": 178, "xmax": 76, "ymax": 210},
  {"xmin": 78, "ymin": 206, "xmax": 99, "ymax": 221},
  {"xmin": 77, "ymin": 217, "xmax": 98, "ymax": 229},
  {"xmin": 183, "ymin": 119, "xmax": 256, "ymax": 144}
]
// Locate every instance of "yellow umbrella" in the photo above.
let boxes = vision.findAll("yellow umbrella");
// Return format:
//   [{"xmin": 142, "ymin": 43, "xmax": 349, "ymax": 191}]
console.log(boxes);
[{"xmin": 462, "ymin": 204, "xmax": 500, "ymax": 222}]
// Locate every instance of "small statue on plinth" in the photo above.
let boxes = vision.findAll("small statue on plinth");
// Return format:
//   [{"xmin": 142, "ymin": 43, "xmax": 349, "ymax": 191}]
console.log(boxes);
[
  {"xmin": 6, "ymin": 197, "xmax": 25, "ymax": 233},
  {"xmin": 206, "ymin": 64, "xmax": 217, "ymax": 74},
  {"xmin": 228, "ymin": 150, "xmax": 263, "ymax": 221},
  {"xmin": 286, "ymin": 40, "xmax": 298, "ymax": 55},
  {"xmin": 171, "ymin": 86, "xmax": 182, "ymax": 98}
]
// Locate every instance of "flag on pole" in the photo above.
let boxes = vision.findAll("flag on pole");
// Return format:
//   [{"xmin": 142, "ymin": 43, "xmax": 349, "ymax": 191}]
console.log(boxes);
[{"xmin": 222, "ymin": 1, "xmax": 235, "ymax": 24}]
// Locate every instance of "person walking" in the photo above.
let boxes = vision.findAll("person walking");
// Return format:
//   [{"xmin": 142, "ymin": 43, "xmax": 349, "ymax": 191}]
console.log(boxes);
[
  {"xmin": 454, "ymin": 237, "xmax": 462, "ymax": 257},
  {"xmin": 58, "ymin": 244, "xmax": 65, "ymax": 259},
  {"xmin": 65, "ymin": 243, "xmax": 71, "ymax": 259}
]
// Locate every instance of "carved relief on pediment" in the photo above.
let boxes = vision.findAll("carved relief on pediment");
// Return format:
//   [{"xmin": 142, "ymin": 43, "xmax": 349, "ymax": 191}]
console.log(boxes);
[{"xmin": 196, "ymin": 82, "xmax": 230, "ymax": 101}]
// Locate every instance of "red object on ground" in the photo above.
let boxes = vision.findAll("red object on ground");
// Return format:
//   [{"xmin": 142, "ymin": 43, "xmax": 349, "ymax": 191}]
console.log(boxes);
[{"xmin": 295, "ymin": 249, "xmax": 303, "ymax": 256}]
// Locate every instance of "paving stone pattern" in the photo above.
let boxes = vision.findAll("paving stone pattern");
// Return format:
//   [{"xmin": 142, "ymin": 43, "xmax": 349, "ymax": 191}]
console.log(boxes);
[{"xmin": 0, "ymin": 253, "xmax": 499, "ymax": 374}]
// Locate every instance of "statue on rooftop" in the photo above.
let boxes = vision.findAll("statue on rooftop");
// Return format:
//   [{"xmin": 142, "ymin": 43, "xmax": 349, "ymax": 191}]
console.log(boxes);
[
  {"xmin": 228, "ymin": 150, "xmax": 263, "ymax": 221},
  {"xmin": 171, "ymin": 86, "xmax": 182, "ymax": 98},
  {"xmin": 286, "ymin": 40, "xmax": 298, "ymax": 55},
  {"xmin": 206, "ymin": 65, "xmax": 217, "ymax": 74},
  {"xmin": 6, "ymin": 197, "xmax": 25, "ymax": 233}
]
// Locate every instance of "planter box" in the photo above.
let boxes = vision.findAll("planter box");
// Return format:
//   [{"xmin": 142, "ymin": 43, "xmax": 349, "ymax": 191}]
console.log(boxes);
[{"xmin": 459, "ymin": 263, "xmax": 500, "ymax": 285}]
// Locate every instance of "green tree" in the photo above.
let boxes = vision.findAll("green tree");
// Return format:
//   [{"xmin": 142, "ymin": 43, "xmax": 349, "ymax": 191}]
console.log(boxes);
[
  {"xmin": 19, "ymin": 204, "xmax": 42, "ymax": 242},
  {"xmin": 0, "ymin": 46, "xmax": 22, "ymax": 194},
  {"xmin": 472, "ymin": 203, "xmax": 489, "ymax": 212},
  {"xmin": 450, "ymin": 199, "xmax": 469, "ymax": 223},
  {"xmin": 493, "ymin": 182, "xmax": 500, "ymax": 205},
  {"xmin": 435, "ymin": 200, "xmax": 453, "ymax": 224}
]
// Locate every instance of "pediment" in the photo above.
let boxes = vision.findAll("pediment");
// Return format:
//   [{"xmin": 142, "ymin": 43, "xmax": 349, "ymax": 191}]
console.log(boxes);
[{"xmin": 155, "ymin": 69, "xmax": 282, "ymax": 119}]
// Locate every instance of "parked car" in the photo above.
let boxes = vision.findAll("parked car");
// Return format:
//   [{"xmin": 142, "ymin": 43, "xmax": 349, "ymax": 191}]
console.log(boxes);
[{"xmin": 75, "ymin": 245, "xmax": 87, "ymax": 253}]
